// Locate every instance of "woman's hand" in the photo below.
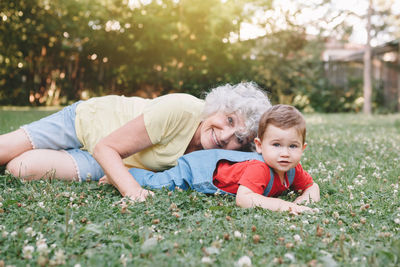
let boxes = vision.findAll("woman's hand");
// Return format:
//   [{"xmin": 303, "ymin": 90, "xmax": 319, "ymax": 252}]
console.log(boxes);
[
  {"xmin": 98, "ymin": 175, "xmax": 112, "ymax": 185},
  {"xmin": 126, "ymin": 187, "xmax": 155, "ymax": 202},
  {"xmin": 99, "ymin": 175, "xmax": 154, "ymax": 202}
]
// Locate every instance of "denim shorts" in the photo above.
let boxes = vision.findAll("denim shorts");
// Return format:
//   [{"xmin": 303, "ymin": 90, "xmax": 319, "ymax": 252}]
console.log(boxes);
[{"xmin": 21, "ymin": 101, "xmax": 104, "ymax": 181}]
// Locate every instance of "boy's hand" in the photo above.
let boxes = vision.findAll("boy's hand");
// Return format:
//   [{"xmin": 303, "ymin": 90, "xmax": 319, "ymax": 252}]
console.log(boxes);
[
  {"xmin": 293, "ymin": 195, "xmax": 310, "ymax": 205},
  {"xmin": 288, "ymin": 204, "xmax": 313, "ymax": 215}
]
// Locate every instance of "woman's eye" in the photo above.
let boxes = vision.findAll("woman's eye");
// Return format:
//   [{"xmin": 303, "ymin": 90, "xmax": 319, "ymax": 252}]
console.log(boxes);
[
  {"xmin": 237, "ymin": 137, "xmax": 244, "ymax": 144},
  {"xmin": 227, "ymin": 116, "xmax": 233, "ymax": 125}
]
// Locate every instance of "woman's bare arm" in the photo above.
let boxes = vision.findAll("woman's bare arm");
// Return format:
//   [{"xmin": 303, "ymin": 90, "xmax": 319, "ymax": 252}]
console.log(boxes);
[{"xmin": 93, "ymin": 114, "xmax": 154, "ymax": 201}]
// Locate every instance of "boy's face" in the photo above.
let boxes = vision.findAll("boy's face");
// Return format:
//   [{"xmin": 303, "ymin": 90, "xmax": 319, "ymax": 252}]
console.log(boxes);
[{"xmin": 254, "ymin": 124, "xmax": 306, "ymax": 177}]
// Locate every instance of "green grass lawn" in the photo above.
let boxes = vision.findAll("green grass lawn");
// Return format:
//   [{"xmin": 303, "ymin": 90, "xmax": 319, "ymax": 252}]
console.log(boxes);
[{"xmin": 1, "ymin": 110, "xmax": 400, "ymax": 266}]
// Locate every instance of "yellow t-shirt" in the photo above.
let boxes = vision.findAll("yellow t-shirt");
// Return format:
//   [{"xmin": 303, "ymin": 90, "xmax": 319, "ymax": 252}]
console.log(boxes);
[{"xmin": 75, "ymin": 94, "xmax": 205, "ymax": 171}]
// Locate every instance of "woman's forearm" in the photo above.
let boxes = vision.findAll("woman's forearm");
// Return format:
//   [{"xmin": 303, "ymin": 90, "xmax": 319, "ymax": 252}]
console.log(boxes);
[
  {"xmin": 93, "ymin": 143, "xmax": 142, "ymax": 197},
  {"xmin": 93, "ymin": 114, "xmax": 154, "ymax": 198}
]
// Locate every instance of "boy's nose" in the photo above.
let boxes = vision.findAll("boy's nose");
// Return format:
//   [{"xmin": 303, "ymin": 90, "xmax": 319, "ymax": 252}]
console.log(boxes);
[{"xmin": 280, "ymin": 147, "xmax": 290, "ymax": 156}]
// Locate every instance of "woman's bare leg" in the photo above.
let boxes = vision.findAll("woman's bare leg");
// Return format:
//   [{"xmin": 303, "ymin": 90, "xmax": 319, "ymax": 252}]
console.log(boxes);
[
  {"xmin": 0, "ymin": 129, "xmax": 33, "ymax": 165},
  {"xmin": 6, "ymin": 149, "xmax": 79, "ymax": 181}
]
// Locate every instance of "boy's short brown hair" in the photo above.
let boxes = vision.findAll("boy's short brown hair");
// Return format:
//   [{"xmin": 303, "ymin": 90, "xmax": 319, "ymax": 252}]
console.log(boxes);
[{"xmin": 258, "ymin": 104, "xmax": 306, "ymax": 144}]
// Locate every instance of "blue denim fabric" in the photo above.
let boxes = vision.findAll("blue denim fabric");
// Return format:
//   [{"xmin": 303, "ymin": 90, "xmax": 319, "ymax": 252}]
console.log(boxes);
[
  {"xmin": 21, "ymin": 101, "xmax": 104, "ymax": 181},
  {"xmin": 129, "ymin": 149, "xmax": 265, "ymax": 195}
]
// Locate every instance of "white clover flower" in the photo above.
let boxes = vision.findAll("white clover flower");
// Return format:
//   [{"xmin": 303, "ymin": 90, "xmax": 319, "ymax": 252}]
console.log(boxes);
[
  {"xmin": 284, "ymin": 253, "xmax": 296, "ymax": 262},
  {"xmin": 293, "ymin": 234, "xmax": 302, "ymax": 242},
  {"xmin": 0, "ymin": 202, "xmax": 3, "ymax": 207},
  {"xmin": 236, "ymin": 255, "xmax": 252, "ymax": 267},
  {"xmin": 0, "ymin": 225, "xmax": 4, "ymax": 231},
  {"xmin": 347, "ymin": 185, "xmax": 354, "ymax": 190},
  {"xmin": 51, "ymin": 243, "xmax": 57, "ymax": 248},
  {"xmin": 22, "ymin": 245, "xmax": 35, "ymax": 259},
  {"xmin": 2, "ymin": 231, "xmax": 8, "ymax": 238},
  {"xmin": 11, "ymin": 231, "xmax": 17, "ymax": 237},
  {"xmin": 201, "ymin": 256, "xmax": 214, "ymax": 264},
  {"xmin": 68, "ymin": 219, "xmax": 74, "ymax": 225},
  {"xmin": 53, "ymin": 249, "xmax": 66, "ymax": 265},
  {"xmin": 289, "ymin": 225, "xmax": 296, "ymax": 230},
  {"xmin": 38, "ymin": 202, "xmax": 45, "ymax": 208},
  {"xmin": 36, "ymin": 232, "xmax": 44, "ymax": 239},
  {"xmin": 37, "ymin": 242, "xmax": 49, "ymax": 255},
  {"xmin": 24, "ymin": 227, "xmax": 36, "ymax": 237},
  {"xmin": 313, "ymin": 208, "xmax": 320, "ymax": 213},
  {"xmin": 394, "ymin": 218, "xmax": 400, "ymax": 224},
  {"xmin": 234, "ymin": 231, "xmax": 242, "ymax": 238},
  {"xmin": 74, "ymin": 264, "xmax": 82, "ymax": 267},
  {"xmin": 120, "ymin": 254, "xmax": 127, "ymax": 267}
]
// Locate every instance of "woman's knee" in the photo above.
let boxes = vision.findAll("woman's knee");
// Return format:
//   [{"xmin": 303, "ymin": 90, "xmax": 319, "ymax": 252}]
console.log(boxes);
[
  {"xmin": 6, "ymin": 149, "xmax": 78, "ymax": 181},
  {"xmin": 0, "ymin": 129, "xmax": 33, "ymax": 165},
  {"xmin": 6, "ymin": 154, "xmax": 44, "ymax": 180}
]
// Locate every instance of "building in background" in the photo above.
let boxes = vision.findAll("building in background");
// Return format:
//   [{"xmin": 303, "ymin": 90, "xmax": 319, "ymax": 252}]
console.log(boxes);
[{"xmin": 324, "ymin": 38, "xmax": 400, "ymax": 112}]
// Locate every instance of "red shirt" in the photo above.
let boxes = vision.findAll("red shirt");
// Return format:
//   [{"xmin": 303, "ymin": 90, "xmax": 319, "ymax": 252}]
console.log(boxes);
[{"xmin": 213, "ymin": 160, "xmax": 313, "ymax": 197}]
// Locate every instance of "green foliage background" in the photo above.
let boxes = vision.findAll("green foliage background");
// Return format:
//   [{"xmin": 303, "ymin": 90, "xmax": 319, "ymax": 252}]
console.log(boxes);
[
  {"xmin": 0, "ymin": 0, "xmax": 326, "ymax": 107},
  {"xmin": 0, "ymin": 0, "xmax": 391, "ymax": 112}
]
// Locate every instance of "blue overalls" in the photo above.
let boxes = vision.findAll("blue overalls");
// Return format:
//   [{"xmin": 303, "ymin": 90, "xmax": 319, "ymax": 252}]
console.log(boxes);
[{"xmin": 129, "ymin": 149, "xmax": 295, "ymax": 196}]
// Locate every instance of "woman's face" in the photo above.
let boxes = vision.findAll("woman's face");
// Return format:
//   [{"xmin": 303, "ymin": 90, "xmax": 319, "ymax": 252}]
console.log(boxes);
[{"xmin": 199, "ymin": 112, "xmax": 248, "ymax": 150}]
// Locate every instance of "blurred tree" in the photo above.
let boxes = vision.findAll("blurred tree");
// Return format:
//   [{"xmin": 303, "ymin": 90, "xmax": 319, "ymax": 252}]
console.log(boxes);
[
  {"xmin": 0, "ymin": 0, "xmax": 268, "ymax": 104},
  {"xmin": 3, "ymin": 0, "xmax": 397, "ymax": 113},
  {"xmin": 363, "ymin": 0, "xmax": 372, "ymax": 114}
]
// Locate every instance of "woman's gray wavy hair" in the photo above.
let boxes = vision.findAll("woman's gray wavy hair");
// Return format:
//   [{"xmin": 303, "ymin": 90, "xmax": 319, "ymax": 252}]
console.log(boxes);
[{"xmin": 202, "ymin": 82, "xmax": 271, "ymax": 149}]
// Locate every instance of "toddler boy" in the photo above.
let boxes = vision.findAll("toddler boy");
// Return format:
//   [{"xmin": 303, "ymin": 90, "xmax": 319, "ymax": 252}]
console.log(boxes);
[{"xmin": 122, "ymin": 104, "xmax": 320, "ymax": 214}]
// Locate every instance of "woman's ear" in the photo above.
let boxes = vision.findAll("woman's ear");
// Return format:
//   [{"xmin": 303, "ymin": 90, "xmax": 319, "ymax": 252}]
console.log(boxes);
[{"xmin": 254, "ymin": 137, "xmax": 262, "ymax": 154}]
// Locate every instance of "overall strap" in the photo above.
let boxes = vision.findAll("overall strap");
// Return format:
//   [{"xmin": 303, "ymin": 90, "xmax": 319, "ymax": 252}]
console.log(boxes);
[
  {"xmin": 262, "ymin": 167, "xmax": 296, "ymax": 197},
  {"xmin": 287, "ymin": 168, "xmax": 296, "ymax": 186},
  {"xmin": 263, "ymin": 167, "xmax": 275, "ymax": 196}
]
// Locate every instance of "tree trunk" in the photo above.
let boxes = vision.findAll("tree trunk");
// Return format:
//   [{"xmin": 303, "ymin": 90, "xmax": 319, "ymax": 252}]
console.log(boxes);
[
  {"xmin": 363, "ymin": 0, "xmax": 373, "ymax": 114},
  {"xmin": 398, "ymin": 42, "xmax": 400, "ymax": 112}
]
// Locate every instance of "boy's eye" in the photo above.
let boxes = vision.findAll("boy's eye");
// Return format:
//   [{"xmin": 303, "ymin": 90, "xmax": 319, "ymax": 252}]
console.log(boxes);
[
  {"xmin": 227, "ymin": 116, "xmax": 233, "ymax": 125},
  {"xmin": 289, "ymin": 144, "xmax": 298, "ymax": 149},
  {"xmin": 272, "ymin": 143, "xmax": 280, "ymax": 147}
]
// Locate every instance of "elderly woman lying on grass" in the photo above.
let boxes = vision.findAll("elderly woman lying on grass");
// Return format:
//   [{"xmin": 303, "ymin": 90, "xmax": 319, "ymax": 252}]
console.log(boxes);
[
  {"xmin": 102, "ymin": 105, "xmax": 320, "ymax": 214},
  {"xmin": 0, "ymin": 82, "xmax": 271, "ymax": 201}
]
